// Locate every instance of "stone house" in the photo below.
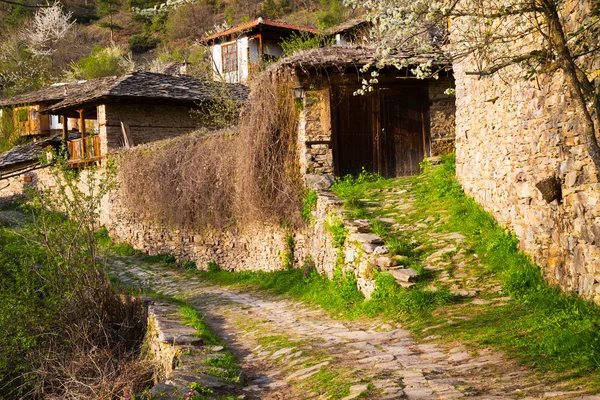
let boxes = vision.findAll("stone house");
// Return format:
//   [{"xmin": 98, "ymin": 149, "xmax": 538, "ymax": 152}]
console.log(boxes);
[
  {"xmin": 0, "ymin": 72, "xmax": 248, "ymax": 166},
  {"xmin": 273, "ymin": 45, "xmax": 455, "ymax": 184},
  {"xmin": 201, "ymin": 17, "xmax": 318, "ymax": 84}
]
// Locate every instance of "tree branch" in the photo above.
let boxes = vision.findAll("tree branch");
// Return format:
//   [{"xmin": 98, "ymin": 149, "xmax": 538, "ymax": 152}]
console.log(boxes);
[{"xmin": 464, "ymin": 51, "xmax": 551, "ymax": 75}]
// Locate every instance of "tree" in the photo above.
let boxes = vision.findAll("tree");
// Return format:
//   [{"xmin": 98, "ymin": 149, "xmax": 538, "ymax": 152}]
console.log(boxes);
[
  {"xmin": 347, "ymin": 0, "xmax": 600, "ymax": 175},
  {"xmin": 25, "ymin": 2, "xmax": 74, "ymax": 57},
  {"xmin": 98, "ymin": 0, "xmax": 121, "ymax": 41}
]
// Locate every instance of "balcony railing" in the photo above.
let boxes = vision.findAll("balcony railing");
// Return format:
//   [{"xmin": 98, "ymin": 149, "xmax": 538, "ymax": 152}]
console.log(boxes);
[{"xmin": 67, "ymin": 135, "xmax": 101, "ymax": 165}]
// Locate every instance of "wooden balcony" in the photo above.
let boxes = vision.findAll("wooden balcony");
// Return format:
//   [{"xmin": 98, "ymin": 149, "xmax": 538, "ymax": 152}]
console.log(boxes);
[{"xmin": 67, "ymin": 135, "xmax": 101, "ymax": 165}]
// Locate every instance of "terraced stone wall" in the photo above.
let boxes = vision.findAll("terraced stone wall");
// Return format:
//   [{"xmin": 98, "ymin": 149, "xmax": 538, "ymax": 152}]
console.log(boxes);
[{"xmin": 454, "ymin": 6, "xmax": 600, "ymax": 300}]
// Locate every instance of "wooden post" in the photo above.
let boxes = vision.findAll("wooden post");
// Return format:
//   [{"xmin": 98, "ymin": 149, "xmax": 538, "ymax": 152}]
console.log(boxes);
[
  {"xmin": 61, "ymin": 115, "xmax": 68, "ymax": 150},
  {"xmin": 78, "ymin": 109, "xmax": 85, "ymax": 158}
]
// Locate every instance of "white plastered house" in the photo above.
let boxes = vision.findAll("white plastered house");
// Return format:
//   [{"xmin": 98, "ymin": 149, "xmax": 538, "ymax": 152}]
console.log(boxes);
[{"xmin": 201, "ymin": 17, "xmax": 318, "ymax": 84}]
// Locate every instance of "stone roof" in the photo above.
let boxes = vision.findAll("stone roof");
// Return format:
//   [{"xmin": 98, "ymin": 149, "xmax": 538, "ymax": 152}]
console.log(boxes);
[
  {"xmin": 0, "ymin": 142, "xmax": 42, "ymax": 172},
  {"xmin": 0, "ymin": 72, "xmax": 250, "ymax": 113},
  {"xmin": 201, "ymin": 17, "xmax": 318, "ymax": 43},
  {"xmin": 274, "ymin": 45, "xmax": 444, "ymax": 71},
  {"xmin": 324, "ymin": 17, "xmax": 371, "ymax": 35},
  {"xmin": 0, "ymin": 79, "xmax": 104, "ymax": 107},
  {"xmin": 0, "ymin": 133, "xmax": 80, "ymax": 177}
]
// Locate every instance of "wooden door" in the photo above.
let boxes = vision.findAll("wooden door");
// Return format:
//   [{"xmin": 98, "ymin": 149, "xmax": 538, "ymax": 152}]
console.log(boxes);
[
  {"xmin": 332, "ymin": 84, "xmax": 429, "ymax": 178},
  {"xmin": 333, "ymin": 87, "xmax": 374, "ymax": 177},
  {"xmin": 380, "ymin": 88, "xmax": 427, "ymax": 177}
]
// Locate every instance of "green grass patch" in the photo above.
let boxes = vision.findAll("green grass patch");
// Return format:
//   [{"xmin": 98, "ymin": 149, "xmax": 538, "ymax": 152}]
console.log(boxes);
[
  {"xmin": 179, "ymin": 303, "xmax": 221, "ymax": 346},
  {"xmin": 191, "ymin": 267, "xmax": 453, "ymax": 320},
  {"xmin": 96, "ymin": 226, "xmax": 140, "ymax": 256},
  {"xmin": 409, "ymin": 154, "xmax": 600, "ymax": 378}
]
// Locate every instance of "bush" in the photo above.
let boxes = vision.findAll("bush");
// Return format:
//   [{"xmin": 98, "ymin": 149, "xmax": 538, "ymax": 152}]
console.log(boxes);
[
  {"xmin": 0, "ymin": 161, "xmax": 152, "ymax": 398},
  {"xmin": 67, "ymin": 45, "xmax": 133, "ymax": 80},
  {"xmin": 281, "ymin": 32, "xmax": 332, "ymax": 56},
  {"xmin": 119, "ymin": 70, "xmax": 304, "ymax": 231},
  {"xmin": 128, "ymin": 33, "xmax": 159, "ymax": 53}
]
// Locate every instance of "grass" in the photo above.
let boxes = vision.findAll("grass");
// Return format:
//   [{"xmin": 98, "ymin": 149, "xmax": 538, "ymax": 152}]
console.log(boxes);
[
  {"xmin": 142, "ymin": 291, "xmax": 242, "ymax": 386},
  {"xmin": 406, "ymin": 155, "xmax": 600, "ymax": 380},
  {"xmin": 187, "ymin": 267, "xmax": 453, "ymax": 321},
  {"xmin": 188, "ymin": 155, "xmax": 600, "ymax": 384},
  {"xmin": 95, "ymin": 226, "xmax": 140, "ymax": 256}
]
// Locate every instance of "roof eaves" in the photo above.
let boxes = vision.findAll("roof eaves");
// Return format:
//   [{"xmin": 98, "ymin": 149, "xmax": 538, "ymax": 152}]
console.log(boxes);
[{"xmin": 200, "ymin": 18, "xmax": 317, "ymax": 43}]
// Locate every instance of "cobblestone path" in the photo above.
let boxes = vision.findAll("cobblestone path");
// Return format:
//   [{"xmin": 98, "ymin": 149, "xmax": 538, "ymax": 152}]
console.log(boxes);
[{"xmin": 111, "ymin": 259, "xmax": 598, "ymax": 400}]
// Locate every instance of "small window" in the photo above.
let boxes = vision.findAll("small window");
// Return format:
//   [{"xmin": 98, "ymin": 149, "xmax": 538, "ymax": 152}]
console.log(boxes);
[
  {"xmin": 29, "ymin": 109, "xmax": 37, "ymax": 121},
  {"xmin": 221, "ymin": 42, "xmax": 238, "ymax": 73},
  {"xmin": 58, "ymin": 115, "xmax": 63, "ymax": 124}
]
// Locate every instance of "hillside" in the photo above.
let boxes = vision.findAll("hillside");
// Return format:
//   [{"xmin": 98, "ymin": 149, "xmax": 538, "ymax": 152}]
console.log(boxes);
[{"xmin": 0, "ymin": 0, "xmax": 357, "ymax": 98}]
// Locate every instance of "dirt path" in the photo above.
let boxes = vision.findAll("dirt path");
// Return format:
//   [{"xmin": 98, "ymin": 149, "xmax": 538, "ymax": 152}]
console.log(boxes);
[{"xmin": 110, "ymin": 258, "xmax": 598, "ymax": 400}]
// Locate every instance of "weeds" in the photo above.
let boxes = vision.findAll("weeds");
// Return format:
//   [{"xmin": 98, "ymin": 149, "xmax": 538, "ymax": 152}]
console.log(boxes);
[
  {"xmin": 207, "ymin": 261, "xmax": 221, "ymax": 273},
  {"xmin": 0, "ymin": 160, "xmax": 152, "ymax": 399},
  {"xmin": 302, "ymin": 188, "xmax": 318, "ymax": 222},
  {"xmin": 324, "ymin": 213, "xmax": 347, "ymax": 248},
  {"xmin": 282, "ymin": 232, "xmax": 295, "ymax": 269},
  {"xmin": 96, "ymin": 226, "xmax": 139, "ymax": 256}
]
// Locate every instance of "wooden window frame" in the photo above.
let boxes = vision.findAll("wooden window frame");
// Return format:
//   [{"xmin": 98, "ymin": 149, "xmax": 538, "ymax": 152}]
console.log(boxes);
[{"xmin": 221, "ymin": 42, "xmax": 238, "ymax": 73}]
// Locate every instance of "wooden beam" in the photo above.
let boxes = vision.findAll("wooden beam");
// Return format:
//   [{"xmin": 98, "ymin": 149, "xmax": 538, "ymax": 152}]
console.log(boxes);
[
  {"xmin": 62, "ymin": 116, "xmax": 68, "ymax": 152},
  {"xmin": 78, "ymin": 109, "xmax": 85, "ymax": 158},
  {"xmin": 120, "ymin": 121, "xmax": 134, "ymax": 148}
]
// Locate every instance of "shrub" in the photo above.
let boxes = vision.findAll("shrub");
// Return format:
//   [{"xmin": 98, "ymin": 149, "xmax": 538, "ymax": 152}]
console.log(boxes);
[
  {"xmin": 67, "ymin": 45, "xmax": 133, "ymax": 80},
  {"xmin": 281, "ymin": 32, "xmax": 332, "ymax": 56},
  {"xmin": 128, "ymin": 33, "xmax": 159, "ymax": 53},
  {"xmin": 0, "ymin": 160, "xmax": 152, "ymax": 398},
  {"xmin": 118, "ymin": 70, "xmax": 304, "ymax": 231}
]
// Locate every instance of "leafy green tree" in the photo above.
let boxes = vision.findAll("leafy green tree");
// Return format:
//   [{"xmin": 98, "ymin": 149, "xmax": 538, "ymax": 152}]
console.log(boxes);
[
  {"xmin": 317, "ymin": 0, "xmax": 344, "ymax": 29},
  {"xmin": 98, "ymin": 0, "xmax": 122, "ymax": 40}
]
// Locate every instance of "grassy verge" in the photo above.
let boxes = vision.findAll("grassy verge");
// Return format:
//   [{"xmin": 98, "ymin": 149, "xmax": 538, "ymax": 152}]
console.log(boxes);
[{"xmin": 406, "ymin": 155, "xmax": 600, "ymax": 380}]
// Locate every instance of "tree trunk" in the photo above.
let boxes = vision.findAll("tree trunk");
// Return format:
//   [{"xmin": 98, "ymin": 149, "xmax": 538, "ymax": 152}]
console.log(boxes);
[{"xmin": 544, "ymin": 0, "xmax": 600, "ymax": 179}]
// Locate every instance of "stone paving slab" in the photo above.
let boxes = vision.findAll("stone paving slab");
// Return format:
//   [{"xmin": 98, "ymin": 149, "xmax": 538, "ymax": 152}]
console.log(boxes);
[{"xmin": 109, "ymin": 258, "xmax": 597, "ymax": 399}]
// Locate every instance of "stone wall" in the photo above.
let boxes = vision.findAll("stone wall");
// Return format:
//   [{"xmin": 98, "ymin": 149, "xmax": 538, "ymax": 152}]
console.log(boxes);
[
  {"xmin": 98, "ymin": 103, "xmax": 200, "ymax": 156},
  {"xmin": 454, "ymin": 58, "xmax": 600, "ymax": 300},
  {"xmin": 429, "ymin": 77, "xmax": 456, "ymax": 156},
  {"xmin": 0, "ymin": 163, "xmax": 410, "ymax": 298}
]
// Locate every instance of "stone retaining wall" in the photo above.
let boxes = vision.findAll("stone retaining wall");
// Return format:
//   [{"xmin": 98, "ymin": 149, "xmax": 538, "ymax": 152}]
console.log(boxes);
[
  {"xmin": 144, "ymin": 299, "xmax": 238, "ymax": 399},
  {"xmin": 0, "ymin": 166, "xmax": 413, "ymax": 298}
]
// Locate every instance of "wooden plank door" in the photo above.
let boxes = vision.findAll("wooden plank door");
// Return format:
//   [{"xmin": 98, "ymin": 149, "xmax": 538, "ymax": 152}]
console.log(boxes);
[
  {"xmin": 333, "ymin": 87, "xmax": 374, "ymax": 177},
  {"xmin": 380, "ymin": 88, "xmax": 428, "ymax": 177}
]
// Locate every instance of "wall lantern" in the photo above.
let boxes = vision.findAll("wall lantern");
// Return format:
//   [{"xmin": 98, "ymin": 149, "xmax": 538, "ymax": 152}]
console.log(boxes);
[{"xmin": 293, "ymin": 86, "xmax": 304, "ymax": 100}]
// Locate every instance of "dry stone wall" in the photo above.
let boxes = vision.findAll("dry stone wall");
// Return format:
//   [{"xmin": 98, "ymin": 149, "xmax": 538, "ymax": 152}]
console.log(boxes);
[
  {"xmin": 0, "ymin": 164, "xmax": 408, "ymax": 298},
  {"xmin": 454, "ymin": 58, "xmax": 600, "ymax": 301}
]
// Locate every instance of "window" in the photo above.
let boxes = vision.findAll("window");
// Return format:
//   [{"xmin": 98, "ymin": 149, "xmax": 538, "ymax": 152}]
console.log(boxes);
[{"xmin": 221, "ymin": 42, "xmax": 238, "ymax": 73}]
